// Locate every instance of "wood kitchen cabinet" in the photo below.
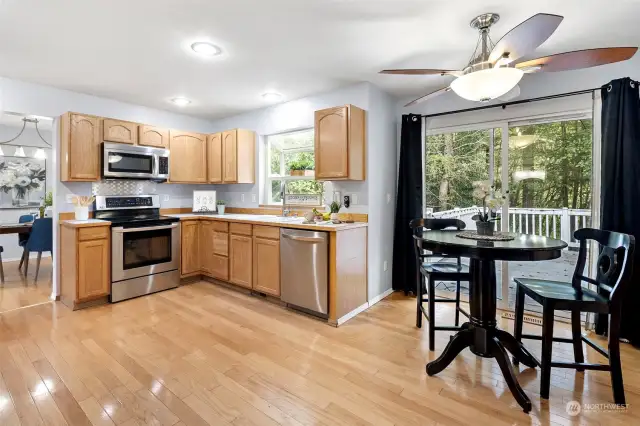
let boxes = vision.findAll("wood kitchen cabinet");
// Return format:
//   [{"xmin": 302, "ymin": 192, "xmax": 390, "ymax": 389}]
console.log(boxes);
[
  {"xmin": 222, "ymin": 129, "xmax": 255, "ymax": 183},
  {"xmin": 169, "ymin": 130, "xmax": 207, "ymax": 183},
  {"xmin": 252, "ymin": 231, "xmax": 280, "ymax": 297},
  {"xmin": 229, "ymin": 233, "xmax": 253, "ymax": 288},
  {"xmin": 60, "ymin": 112, "xmax": 101, "ymax": 181},
  {"xmin": 199, "ymin": 221, "xmax": 229, "ymax": 281},
  {"xmin": 181, "ymin": 220, "xmax": 200, "ymax": 276},
  {"xmin": 139, "ymin": 125, "xmax": 170, "ymax": 148},
  {"xmin": 314, "ymin": 104, "xmax": 365, "ymax": 181},
  {"xmin": 60, "ymin": 223, "xmax": 111, "ymax": 310},
  {"xmin": 207, "ymin": 133, "xmax": 223, "ymax": 183},
  {"xmin": 102, "ymin": 119, "xmax": 138, "ymax": 144}
]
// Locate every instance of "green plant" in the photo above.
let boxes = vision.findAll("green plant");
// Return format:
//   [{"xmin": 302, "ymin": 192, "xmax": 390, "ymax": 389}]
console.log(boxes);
[
  {"xmin": 39, "ymin": 191, "xmax": 53, "ymax": 218},
  {"xmin": 217, "ymin": 200, "xmax": 226, "ymax": 205},
  {"xmin": 329, "ymin": 201, "xmax": 342, "ymax": 214},
  {"xmin": 288, "ymin": 158, "xmax": 314, "ymax": 171}
]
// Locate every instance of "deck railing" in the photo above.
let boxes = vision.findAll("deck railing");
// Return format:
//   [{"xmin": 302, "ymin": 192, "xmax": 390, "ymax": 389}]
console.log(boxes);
[{"xmin": 430, "ymin": 206, "xmax": 591, "ymax": 247}]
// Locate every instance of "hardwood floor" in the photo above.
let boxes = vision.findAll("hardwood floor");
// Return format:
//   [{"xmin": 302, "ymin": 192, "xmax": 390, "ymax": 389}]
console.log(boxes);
[
  {"xmin": 0, "ymin": 280, "xmax": 638, "ymax": 425},
  {"xmin": 0, "ymin": 257, "xmax": 52, "ymax": 314}
]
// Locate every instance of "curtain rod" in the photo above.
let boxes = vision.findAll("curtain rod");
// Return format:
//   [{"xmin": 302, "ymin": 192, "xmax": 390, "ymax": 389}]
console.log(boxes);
[{"xmin": 421, "ymin": 88, "xmax": 598, "ymax": 119}]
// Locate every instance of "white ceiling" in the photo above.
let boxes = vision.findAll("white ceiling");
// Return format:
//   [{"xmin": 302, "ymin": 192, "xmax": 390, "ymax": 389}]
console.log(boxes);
[{"xmin": 0, "ymin": 0, "xmax": 638, "ymax": 119}]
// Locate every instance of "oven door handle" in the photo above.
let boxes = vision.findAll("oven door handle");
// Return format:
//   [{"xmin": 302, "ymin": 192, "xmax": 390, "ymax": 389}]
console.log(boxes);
[{"xmin": 112, "ymin": 223, "xmax": 179, "ymax": 233}]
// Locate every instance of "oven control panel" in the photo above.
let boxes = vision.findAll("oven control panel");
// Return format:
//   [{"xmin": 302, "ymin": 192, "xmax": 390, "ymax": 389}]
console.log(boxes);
[{"xmin": 95, "ymin": 195, "xmax": 160, "ymax": 210}]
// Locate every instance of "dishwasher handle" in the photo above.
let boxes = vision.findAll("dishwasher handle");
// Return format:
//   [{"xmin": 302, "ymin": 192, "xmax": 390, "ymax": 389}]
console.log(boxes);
[{"xmin": 282, "ymin": 233, "xmax": 325, "ymax": 243}]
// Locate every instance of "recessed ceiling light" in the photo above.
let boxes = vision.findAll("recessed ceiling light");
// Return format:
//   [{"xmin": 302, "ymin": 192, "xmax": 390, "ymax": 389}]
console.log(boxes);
[
  {"xmin": 262, "ymin": 92, "xmax": 282, "ymax": 101},
  {"xmin": 190, "ymin": 42, "xmax": 222, "ymax": 57},
  {"xmin": 170, "ymin": 97, "xmax": 191, "ymax": 107}
]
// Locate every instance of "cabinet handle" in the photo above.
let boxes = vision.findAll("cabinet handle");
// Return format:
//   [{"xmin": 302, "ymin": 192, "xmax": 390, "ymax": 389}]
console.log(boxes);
[{"xmin": 281, "ymin": 234, "xmax": 325, "ymax": 243}]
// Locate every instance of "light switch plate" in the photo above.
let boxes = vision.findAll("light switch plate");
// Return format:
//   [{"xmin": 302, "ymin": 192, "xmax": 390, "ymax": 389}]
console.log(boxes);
[
  {"xmin": 163, "ymin": 195, "xmax": 170, "ymax": 202},
  {"xmin": 386, "ymin": 193, "xmax": 391, "ymax": 204},
  {"xmin": 65, "ymin": 194, "xmax": 75, "ymax": 203},
  {"xmin": 383, "ymin": 261, "xmax": 388, "ymax": 272},
  {"xmin": 251, "ymin": 193, "xmax": 257, "ymax": 203},
  {"xmin": 352, "ymin": 194, "xmax": 358, "ymax": 205},
  {"xmin": 241, "ymin": 194, "xmax": 245, "ymax": 202}
]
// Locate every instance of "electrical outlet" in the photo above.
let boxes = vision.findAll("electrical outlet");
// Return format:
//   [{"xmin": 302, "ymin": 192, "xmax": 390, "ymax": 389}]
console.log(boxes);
[
  {"xmin": 386, "ymin": 193, "xmax": 391, "ymax": 204},
  {"xmin": 65, "ymin": 194, "xmax": 75, "ymax": 203},
  {"xmin": 383, "ymin": 261, "xmax": 388, "ymax": 272},
  {"xmin": 241, "ymin": 194, "xmax": 245, "ymax": 202},
  {"xmin": 251, "ymin": 193, "xmax": 257, "ymax": 203},
  {"xmin": 352, "ymin": 194, "xmax": 358, "ymax": 205},
  {"xmin": 163, "ymin": 195, "xmax": 170, "ymax": 202}
]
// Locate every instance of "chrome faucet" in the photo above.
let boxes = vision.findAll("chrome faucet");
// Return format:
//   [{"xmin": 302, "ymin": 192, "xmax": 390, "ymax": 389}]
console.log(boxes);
[{"xmin": 281, "ymin": 181, "xmax": 290, "ymax": 217}]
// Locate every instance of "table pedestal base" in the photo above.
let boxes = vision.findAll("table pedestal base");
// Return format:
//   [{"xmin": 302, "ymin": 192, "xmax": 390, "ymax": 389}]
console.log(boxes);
[{"xmin": 425, "ymin": 258, "xmax": 537, "ymax": 413}]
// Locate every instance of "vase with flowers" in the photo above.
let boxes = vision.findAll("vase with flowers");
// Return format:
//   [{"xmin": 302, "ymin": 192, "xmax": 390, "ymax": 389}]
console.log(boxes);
[{"xmin": 472, "ymin": 181, "xmax": 506, "ymax": 236}]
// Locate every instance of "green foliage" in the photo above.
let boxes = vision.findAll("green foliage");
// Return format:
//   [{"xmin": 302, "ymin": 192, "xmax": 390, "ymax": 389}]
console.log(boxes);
[
  {"xmin": 42, "ymin": 191, "xmax": 53, "ymax": 207},
  {"xmin": 288, "ymin": 157, "xmax": 314, "ymax": 171},
  {"xmin": 329, "ymin": 201, "xmax": 341, "ymax": 213},
  {"xmin": 217, "ymin": 200, "xmax": 226, "ymax": 205},
  {"xmin": 426, "ymin": 119, "xmax": 592, "ymax": 212}
]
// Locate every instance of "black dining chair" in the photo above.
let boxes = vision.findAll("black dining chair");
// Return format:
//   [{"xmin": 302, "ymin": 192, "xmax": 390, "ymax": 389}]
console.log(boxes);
[
  {"xmin": 513, "ymin": 228, "xmax": 635, "ymax": 404},
  {"xmin": 411, "ymin": 218, "xmax": 470, "ymax": 351}
]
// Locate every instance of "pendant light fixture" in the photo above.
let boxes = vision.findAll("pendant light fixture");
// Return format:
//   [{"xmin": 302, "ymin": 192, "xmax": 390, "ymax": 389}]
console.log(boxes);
[
  {"xmin": 0, "ymin": 116, "xmax": 51, "ymax": 158},
  {"xmin": 0, "ymin": 146, "xmax": 4, "ymax": 156}
]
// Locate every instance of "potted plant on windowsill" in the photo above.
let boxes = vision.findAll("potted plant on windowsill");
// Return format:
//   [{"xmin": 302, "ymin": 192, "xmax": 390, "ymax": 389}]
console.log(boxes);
[
  {"xmin": 472, "ymin": 181, "xmax": 505, "ymax": 236},
  {"xmin": 288, "ymin": 159, "xmax": 314, "ymax": 177},
  {"xmin": 217, "ymin": 200, "xmax": 226, "ymax": 215}
]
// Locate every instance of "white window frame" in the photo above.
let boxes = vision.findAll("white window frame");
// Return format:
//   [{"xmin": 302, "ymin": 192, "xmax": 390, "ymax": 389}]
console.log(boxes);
[{"xmin": 263, "ymin": 128, "xmax": 319, "ymax": 206}]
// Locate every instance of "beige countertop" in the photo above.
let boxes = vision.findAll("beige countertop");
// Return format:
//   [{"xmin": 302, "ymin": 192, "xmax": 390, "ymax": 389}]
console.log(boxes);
[{"xmin": 167, "ymin": 213, "xmax": 368, "ymax": 232}]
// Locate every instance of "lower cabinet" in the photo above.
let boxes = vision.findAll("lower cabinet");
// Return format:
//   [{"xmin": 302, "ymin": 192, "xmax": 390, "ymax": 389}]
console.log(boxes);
[
  {"xmin": 200, "ymin": 221, "xmax": 229, "ymax": 281},
  {"xmin": 230, "ymin": 234, "xmax": 253, "ymax": 288},
  {"xmin": 181, "ymin": 221, "xmax": 200, "ymax": 276},
  {"xmin": 252, "ymin": 236, "xmax": 280, "ymax": 296},
  {"xmin": 60, "ymin": 223, "xmax": 111, "ymax": 310}
]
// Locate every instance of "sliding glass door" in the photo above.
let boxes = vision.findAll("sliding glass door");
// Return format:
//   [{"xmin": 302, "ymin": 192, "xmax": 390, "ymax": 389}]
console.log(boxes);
[{"xmin": 425, "ymin": 113, "xmax": 594, "ymax": 312}]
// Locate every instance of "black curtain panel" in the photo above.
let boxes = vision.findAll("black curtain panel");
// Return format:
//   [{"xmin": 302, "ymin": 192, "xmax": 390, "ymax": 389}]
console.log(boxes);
[
  {"xmin": 596, "ymin": 77, "xmax": 640, "ymax": 346},
  {"xmin": 392, "ymin": 114, "xmax": 423, "ymax": 293}
]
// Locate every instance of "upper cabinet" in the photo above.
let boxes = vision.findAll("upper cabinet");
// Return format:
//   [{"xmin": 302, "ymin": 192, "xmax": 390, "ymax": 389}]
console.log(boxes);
[
  {"xmin": 60, "ymin": 112, "xmax": 101, "ymax": 181},
  {"xmin": 222, "ymin": 129, "xmax": 255, "ymax": 184},
  {"xmin": 102, "ymin": 119, "xmax": 138, "ymax": 144},
  {"xmin": 314, "ymin": 104, "xmax": 366, "ymax": 181},
  {"xmin": 169, "ymin": 130, "xmax": 207, "ymax": 183},
  {"xmin": 207, "ymin": 133, "xmax": 222, "ymax": 183},
  {"xmin": 139, "ymin": 125, "xmax": 170, "ymax": 148}
]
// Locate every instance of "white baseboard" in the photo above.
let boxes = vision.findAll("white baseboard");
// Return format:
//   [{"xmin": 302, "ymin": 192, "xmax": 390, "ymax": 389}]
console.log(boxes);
[
  {"xmin": 336, "ymin": 302, "xmax": 370, "ymax": 326},
  {"xmin": 368, "ymin": 287, "xmax": 394, "ymax": 307}
]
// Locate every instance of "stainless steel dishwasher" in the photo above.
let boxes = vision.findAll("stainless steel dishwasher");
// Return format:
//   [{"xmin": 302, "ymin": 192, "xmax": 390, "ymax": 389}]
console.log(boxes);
[{"xmin": 280, "ymin": 228, "xmax": 329, "ymax": 318}]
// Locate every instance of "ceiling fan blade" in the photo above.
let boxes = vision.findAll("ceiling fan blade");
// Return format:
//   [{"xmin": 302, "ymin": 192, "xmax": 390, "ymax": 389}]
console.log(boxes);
[
  {"xmin": 489, "ymin": 13, "xmax": 563, "ymax": 64},
  {"xmin": 497, "ymin": 84, "xmax": 521, "ymax": 101},
  {"xmin": 380, "ymin": 69, "xmax": 462, "ymax": 76},
  {"xmin": 405, "ymin": 87, "xmax": 451, "ymax": 107},
  {"xmin": 515, "ymin": 47, "xmax": 638, "ymax": 72}
]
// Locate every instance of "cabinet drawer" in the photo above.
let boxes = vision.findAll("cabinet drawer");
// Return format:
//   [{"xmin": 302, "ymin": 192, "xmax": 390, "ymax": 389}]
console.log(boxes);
[
  {"xmin": 230, "ymin": 223, "xmax": 252, "ymax": 236},
  {"xmin": 210, "ymin": 221, "xmax": 229, "ymax": 232},
  {"xmin": 78, "ymin": 226, "xmax": 109, "ymax": 241},
  {"xmin": 253, "ymin": 225, "xmax": 280, "ymax": 240}
]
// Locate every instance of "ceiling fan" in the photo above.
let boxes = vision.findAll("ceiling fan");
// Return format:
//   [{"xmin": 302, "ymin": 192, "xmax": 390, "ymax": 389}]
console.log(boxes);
[{"xmin": 381, "ymin": 13, "xmax": 638, "ymax": 107}]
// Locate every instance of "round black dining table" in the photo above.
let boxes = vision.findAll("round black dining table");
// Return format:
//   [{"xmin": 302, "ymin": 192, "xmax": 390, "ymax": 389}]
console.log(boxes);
[{"xmin": 417, "ymin": 230, "xmax": 568, "ymax": 413}]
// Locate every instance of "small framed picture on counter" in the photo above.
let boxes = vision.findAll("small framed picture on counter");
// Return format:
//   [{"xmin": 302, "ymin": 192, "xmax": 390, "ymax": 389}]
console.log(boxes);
[{"xmin": 193, "ymin": 190, "xmax": 217, "ymax": 213}]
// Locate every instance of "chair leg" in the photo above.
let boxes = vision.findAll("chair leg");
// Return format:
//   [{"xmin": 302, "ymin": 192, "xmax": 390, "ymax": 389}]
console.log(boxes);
[
  {"xmin": 34, "ymin": 252, "xmax": 42, "ymax": 283},
  {"xmin": 428, "ymin": 276, "xmax": 436, "ymax": 351},
  {"xmin": 512, "ymin": 285, "xmax": 525, "ymax": 366},
  {"xmin": 18, "ymin": 248, "xmax": 26, "ymax": 270},
  {"xmin": 540, "ymin": 305, "xmax": 555, "ymax": 399},
  {"xmin": 454, "ymin": 279, "xmax": 461, "ymax": 327},
  {"xmin": 571, "ymin": 309, "xmax": 585, "ymax": 371},
  {"xmin": 24, "ymin": 250, "xmax": 29, "ymax": 276},
  {"xmin": 609, "ymin": 308, "xmax": 626, "ymax": 405},
  {"xmin": 416, "ymin": 268, "xmax": 423, "ymax": 328}
]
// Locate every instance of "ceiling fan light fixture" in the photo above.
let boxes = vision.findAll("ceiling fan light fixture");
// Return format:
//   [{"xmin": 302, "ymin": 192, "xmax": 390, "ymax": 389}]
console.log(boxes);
[{"xmin": 450, "ymin": 67, "xmax": 524, "ymax": 102}]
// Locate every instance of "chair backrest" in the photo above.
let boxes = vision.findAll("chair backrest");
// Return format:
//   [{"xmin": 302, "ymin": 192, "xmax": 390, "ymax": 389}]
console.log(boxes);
[
  {"xmin": 19, "ymin": 214, "xmax": 35, "ymax": 223},
  {"xmin": 572, "ymin": 228, "xmax": 635, "ymax": 304},
  {"xmin": 409, "ymin": 218, "xmax": 466, "ymax": 232},
  {"xmin": 26, "ymin": 218, "xmax": 53, "ymax": 252}
]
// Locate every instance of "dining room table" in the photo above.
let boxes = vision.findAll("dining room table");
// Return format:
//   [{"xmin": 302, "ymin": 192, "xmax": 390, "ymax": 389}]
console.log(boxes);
[
  {"xmin": 416, "ymin": 229, "xmax": 568, "ymax": 413},
  {"xmin": 0, "ymin": 222, "xmax": 32, "ymax": 234}
]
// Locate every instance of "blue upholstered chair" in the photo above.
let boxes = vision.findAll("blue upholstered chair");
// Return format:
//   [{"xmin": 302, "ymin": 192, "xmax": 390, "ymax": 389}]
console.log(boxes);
[
  {"xmin": 18, "ymin": 214, "xmax": 35, "ymax": 270},
  {"xmin": 24, "ymin": 218, "xmax": 52, "ymax": 282}
]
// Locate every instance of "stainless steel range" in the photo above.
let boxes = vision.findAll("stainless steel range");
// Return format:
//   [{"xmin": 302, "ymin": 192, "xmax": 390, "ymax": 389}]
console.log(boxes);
[{"xmin": 94, "ymin": 195, "xmax": 180, "ymax": 302}]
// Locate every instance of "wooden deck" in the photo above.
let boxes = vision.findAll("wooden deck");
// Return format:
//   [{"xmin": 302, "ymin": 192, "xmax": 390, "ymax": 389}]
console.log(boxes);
[{"xmin": 0, "ymin": 281, "xmax": 638, "ymax": 425}]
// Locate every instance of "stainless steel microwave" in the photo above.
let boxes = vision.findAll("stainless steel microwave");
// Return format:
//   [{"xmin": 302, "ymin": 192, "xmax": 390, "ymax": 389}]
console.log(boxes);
[{"xmin": 102, "ymin": 142, "xmax": 169, "ymax": 181}]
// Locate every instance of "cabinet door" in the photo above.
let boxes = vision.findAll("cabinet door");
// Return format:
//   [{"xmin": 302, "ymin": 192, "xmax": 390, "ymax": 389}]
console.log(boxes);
[
  {"xmin": 222, "ymin": 130, "xmax": 238, "ymax": 183},
  {"xmin": 209, "ymin": 255, "xmax": 229, "ymax": 281},
  {"xmin": 139, "ymin": 125, "xmax": 169, "ymax": 148},
  {"xmin": 207, "ymin": 133, "xmax": 223, "ymax": 183},
  {"xmin": 252, "ymin": 237, "xmax": 280, "ymax": 297},
  {"xmin": 314, "ymin": 106, "xmax": 349, "ymax": 179},
  {"xmin": 77, "ymin": 239, "xmax": 110, "ymax": 301},
  {"xmin": 199, "ymin": 222, "xmax": 213, "ymax": 274},
  {"xmin": 102, "ymin": 119, "xmax": 138, "ymax": 144},
  {"xmin": 69, "ymin": 114, "xmax": 101, "ymax": 180},
  {"xmin": 229, "ymin": 234, "xmax": 252, "ymax": 288},
  {"xmin": 213, "ymin": 231, "xmax": 229, "ymax": 256},
  {"xmin": 170, "ymin": 131, "xmax": 207, "ymax": 183},
  {"xmin": 181, "ymin": 221, "xmax": 200, "ymax": 275}
]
